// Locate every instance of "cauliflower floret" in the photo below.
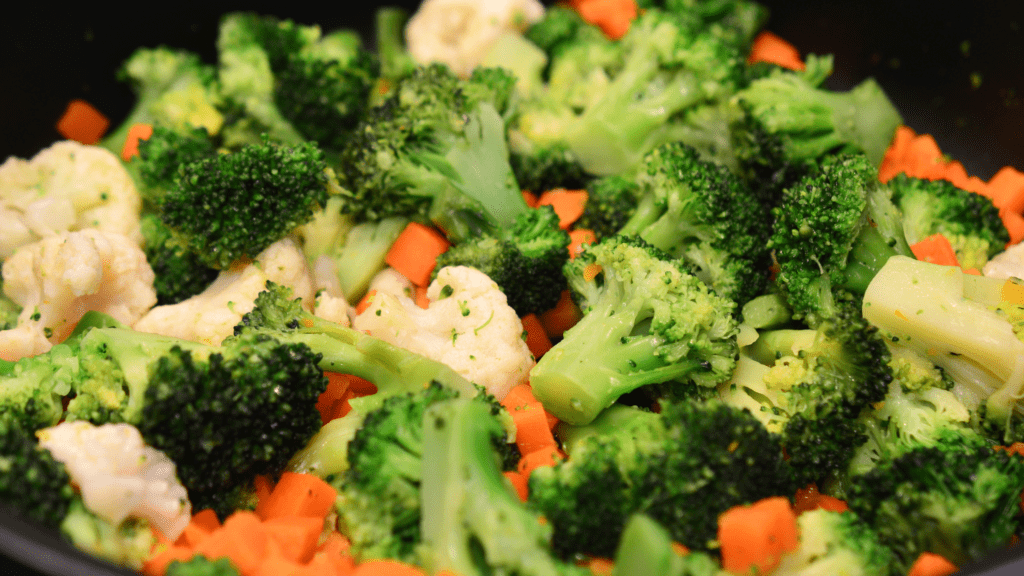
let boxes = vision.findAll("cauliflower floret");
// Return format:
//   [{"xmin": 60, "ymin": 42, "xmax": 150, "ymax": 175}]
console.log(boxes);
[
  {"xmin": 310, "ymin": 255, "xmax": 352, "ymax": 327},
  {"xmin": 367, "ymin": 266, "xmax": 417, "ymax": 300},
  {"xmin": 133, "ymin": 237, "xmax": 316, "ymax": 345},
  {"xmin": 353, "ymin": 265, "xmax": 534, "ymax": 399},
  {"xmin": 983, "ymin": 240, "xmax": 1024, "ymax": 280},
  {"xmin": 37, "ymin": 421, "xmax": 191, "ymax": 541},
  {"xmin": 0, "ymin": 141, "xmax": 142, "ymax": 260},
  {"xmin": 0, "ymin": 229, "xmax": 156, "ymax": 360},
  {"xmin": 405, "ymin": 0, "xmax": 545, "ymax": 77}
]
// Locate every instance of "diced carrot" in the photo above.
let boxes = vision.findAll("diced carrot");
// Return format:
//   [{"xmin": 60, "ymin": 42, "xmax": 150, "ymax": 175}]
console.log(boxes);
[
  {"xmin": 671, "ymin": 542, "xmax": 690, "ymax": 556},
  {"xmin": 539, "ymin": 289, "xmax": 583, "ymax": 338},
  {"xmin": 303, "ymin": 552, "xmax": 348, "ymax": 576},
  {"xmin": 747, "ymin": 31, "xmax": 805, "ymax": 71},
  {"xmin": 316, "ymin": 531, "xmax": 353, "ymax": 556},
  {"xmin": 568, "ymin": 229, "xmax": 597, "ymax": 260},
  {"xmin": 536, "ymin": 189, "xmax": 589, "ymax": 229},
  {"xmin": 517, "ymin": 445, "xmax": 566, "ymax": 478},
  {"xmin": 193, "ymin": 511, "xmax": 268, "ymax": 576},
  {"xmin": 252, "ymin": 537, "xmax": 305, "ymax": 576},
  {"xmin": 181, "ymin": 509, "xmax": 221, "ymax": 548},
  {"xmin": 522, "ymin": 313, "xmax": 553, "ymax": 358},
  {"xmin": 571, "ymin": 0, "xmax": 638, "ymax": 40},
  {"xmin": 501, "ymin": 383, "xmax": 541, "ymax": 412},
  {"xmin": 121, "ymin": 123, "xmax": 154, "ymax": 161},
  {"xmin": 263, "ymin": 516, "xmax": 324, "ymax": 564},
  {"xmin": 987, "ymin": 166, "xmax": 1024, "ymax": 213},
  {"xmin": 317, "ymin": 372, "xmax": 354, "ymax": 425},
  {"xmin": 385, "ymin": 222, "xmax": 451, "ymax": 287},
  {"xmin": 523, "ymin": 190, "xmax": 540, "ymax": 208},
  {"xmin": 509, "ymin": 401, "xmax": 558, "ymax": 454},
  {"xmin": 142, "ymin": 546, "xmax": 196, "ymax": 576},
  {"xmin": 256, "ymin": 472, "xmax": 338, "ymax": 521},
  {"xmin": 415, "ymin": 285, "xmax": 430, "ymax": 309},
  {"xmin": 582, "ymin": 263, "xmax": 603, "ymax": 281},
  {"xmin": 910, "ymin": 234, "xmax": 960, "ymax": 267},
  {"xmin": 906, "ymin": 552, "xmax": 958, "ymax": 576},
  {"xmin": 718, "ymin": 496, "xmax": 799, "ymax": 575},
  {"xmin": 878, "ymin": 126, "xmax": 916, "ymax": 182},
  {"xmin": 504, "ymin": 470, "xmax": 530, "ymax": 502},
  {"xmin": 996, "ymin": 442, "xmax": 1024, "ymax": 457},
  {"xmin": 350, "ymin": 559, "xmax": 428, "ymax": 576},
  {"xmin": 355, "ymin": 290, "xmax": 377, "ymax": 315},
  {"xmin": 55, "ymin": 99, "xmax": 110, "ymax": 145},
  {"xmin": 254, "ymin": 475, "xmax": 275, "ymax": 508},
  {"xmin": 792, "ymin": 484, "xmax": 849, "ymax": 515},
  {"xmin": 582, "ymin": 557, "xmax": 615, "ymax": 575}
]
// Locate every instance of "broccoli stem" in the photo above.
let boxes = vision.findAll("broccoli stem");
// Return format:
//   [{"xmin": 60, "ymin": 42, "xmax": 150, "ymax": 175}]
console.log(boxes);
[{"xmin": 844, "ymin": 224, "xmax": 900, "ymax": 293}]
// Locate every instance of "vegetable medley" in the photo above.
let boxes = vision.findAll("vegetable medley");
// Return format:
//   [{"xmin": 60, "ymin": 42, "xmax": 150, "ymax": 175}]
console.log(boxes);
[{"xmin": 4, "ymin": 1, "xmax": 1024, "ymax": 576}]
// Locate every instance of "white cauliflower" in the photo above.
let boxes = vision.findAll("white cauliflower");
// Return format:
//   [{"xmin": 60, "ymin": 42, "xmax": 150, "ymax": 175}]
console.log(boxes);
[
  {"xmin": 133, "ymin": 236, "xmax": 317, "ymax": 345},
  {"xmin": 367, "ymin": 266, "xmax": 417, "ymax": 300},
  {"xmin": 405, "ymin": 0, "xmax": 545, "ymax": 77},
  {"xmin": 0, "ymin": 229, "xmax": 156, "ymax": 361},
  {"xmin": 310, "ymin": 255, "xmax": 352, "ymax": 326},
  {"xmin": 353, "ymin": 265, "xmax": 534, "ymax": 399},
  {"xmin": 983, "ymin": 240, "xmax": 1024, "ymax": 280},
  {"xmin": 36, "ymin": 421, "xmax": 191, "ymax": 541},
  {"xmin": 0, "ymin": 141, "xmax": 142, "ymax": 260}
]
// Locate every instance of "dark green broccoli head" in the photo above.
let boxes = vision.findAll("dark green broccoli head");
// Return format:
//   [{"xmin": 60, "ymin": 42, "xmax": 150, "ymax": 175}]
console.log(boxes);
[
  {"xmin": 0, "ymin": 423, "xmax": 75, "ymax": 530},
  {"xmin": 890, "ymin": 173, "xmax": 1009, "ymax": 271},
  {"xmin": 134, "ymin": 125, "xmax": 218, "ymax": 206},
  {"xmin": 166, "ymin": 555, "xmax": 241, "ymax": 576},
  {"xmin": 510, "ymin": 141, "xmax": 592, "ymax": 195},
  {"xmin": 770, "ymin": 153, "xmax": 912, "ymax": 325},
  {"xmin": 619, "ymin": 142, "xmax": 773, "ymax": 305},
  {"xmin": 136, "ymin": 331, "xmax": 327, "ymax": 517},
  {"xmin": 139, "ymin": 214, "xmax": 219, "ymax": 306},
  {"xmin": 847, "ymin": 437, "xmax": 1024, "ymax": 572},
  {"xmin": 159, "ymin": 136, "xmax": 329, "ymax": 269},
  {"xmin": 577, "ymin": 175, "xmax": 641, "ymax": 241},
  {"xmin": 531, "ymin": 235, "xmax": 739, "ymax": 425},
  {"xmin": 0, "ymin": 355, "xmax": 67, "ymax": 433}
]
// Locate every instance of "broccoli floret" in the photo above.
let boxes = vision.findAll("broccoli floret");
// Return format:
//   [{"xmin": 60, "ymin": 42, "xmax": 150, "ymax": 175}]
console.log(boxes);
[
  {"xmin": 435, "ymin": 206, "xmax": 570, "ymax": 316},
  {"xmin": 0, "ymin": 351, "xmax": 68, "ymax": 433},
  {"xmin": 771, "ymin": 508, "xmax": 895, "ymax": 576},
  {"xmin": 890, "ymin": 173, "xmax": 1009, "ymax": 271},
  {"xmin": 617, "ymin": 142, "xmax": 773, "ymax": 305},
  {"xmin": 374, "ymin": 7, "xmax": 415, "ymax": 88},
  {"xmin": 518, "ymin": 8, "xmax": 748, "ymax": 177},
  {"xmin": 530, "ymin": 236, "xmax": 739, "ymax": 425},
  {"xmin": 133, "ymin": 125, "xmax": 219, "ymax": 207},
  {"xmin": 529, "ymin": 401, "xmax": 795, "ymax": 558},
  {"xmin": 100, "ymin": 47, "xmax": 223, "ymax": 154},
  {"xmin": 523, "ymin": 5, "xmax": 596, "ymax": 68},
  {"xmin": 334, "ymin": 382, "xmax": 515, "ymax": 563},
  {"xmin": 59, "ymin": 499, "xmax": 157, "ymax": 570},
  {"xmin": 846, "ymin": 436, "xmax": 1024, "ymax": 572},
  {"xmin": 637, "ymin": 0, "xmax": 768, "ymax": 47},
  {"xmin": 418, "ymin": 396, "xmax": 591, "ymax": 576},
  {"xmin": 770, "ymin": 153, "xmax": 913, "ymax": 325},
  {"xmin": 734, "ymin": 55, "xmax": 903, "ymax": 166},
  {"xmin": 576, "ymin": 175, "xmax": 641, "ymax": 241},
  {"xmin": 338, "ymin": 64, "xmax": 527, "ymax": 238},
  {"xmin": 509, "ymin": 141, "xmax": 593, "ymax": 195},
  {"xmin": 157, "ymin": 136, "xmax": 330, "ymax": 269},
  {"xmin": 166, "ymin": 555, "xmax": 241, "ymax": 576},
  {"xmin": 0, "ymin": 422, "xmax": 75, "ymax": 530},
  {"xmin": 23, "ymin": 313, "xmax": 328, "ymax": 517},
  {"xmin": 720, "ymin": 298, "xmax": 893, "ymax": 485},
  {"xmin": 139, "ymin": 214, "xmax": 219, "ymax": 306}
]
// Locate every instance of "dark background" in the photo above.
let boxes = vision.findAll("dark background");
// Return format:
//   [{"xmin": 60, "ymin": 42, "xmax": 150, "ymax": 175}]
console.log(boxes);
[{"xmin": 1, "ymin": 2, "xmax": 1023, "ymax": 575}]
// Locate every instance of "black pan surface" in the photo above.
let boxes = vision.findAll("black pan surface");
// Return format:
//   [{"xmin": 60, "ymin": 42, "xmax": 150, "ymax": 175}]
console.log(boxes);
[{"xmin": 1, "ymin": 2, "xmax": 1022, "ymax": 574}]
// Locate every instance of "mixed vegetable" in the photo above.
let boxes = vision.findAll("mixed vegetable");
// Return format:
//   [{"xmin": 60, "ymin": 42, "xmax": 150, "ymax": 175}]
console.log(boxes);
[{"xmin": 3, "ymin": 1, "xmax": 1024, "ymax": 576}]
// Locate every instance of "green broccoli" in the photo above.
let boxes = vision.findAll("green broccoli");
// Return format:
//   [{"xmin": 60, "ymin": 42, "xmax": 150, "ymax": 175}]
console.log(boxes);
[
  {"xmin": 418, "ymin": 396, "xmax": 591, "ymax": 576},
  {"xmin": 333, "ymin": 382, "xmax": 516, "ymax": 563},
  {"xmin": 846, "ymin": 436, "xmax": 1024, "ymax": 572},
  {"xmin": 132, "ymin": 125, "xmax": 219, "ymax": 207},
  {"xmin": 517, "ymin": 7, "xmax": 748, "ymax": 176},
  {"xmin": 0, "ymin": 422, "xmax": 75, "ymax": 530},
  {"xmin": 529, "ymin": 401, "xmax": 795, "ymax": 558},
  {"xmin": 337, "ymin": 63, "xmax": 527, "ymax": 238},
  {"xmin": 434, "ymin": 205, "xmax": 570, "ymax": 316},
  {"xmin": 720, "ymin": 297, "xmax": 893, "ymax": 485},
  {"xmin": 139, "ymin": 214, "xmax": 219, "ymax": 306},
  {"xmin": 509, "ymin": 141, "xmax": 593, "ymax": 195},
  {"xmin": 889, "ymin": 173, "xmax": 1009, "ymax": 271},
  {"xmin": 4, "ymin": 312, "xmax": 327, "ymax": 518},
  {"xmin": 59, "ymin": 500, "xmax": 157, "ymax": 570},
  {"xmin": 770, "ymin": 153, "xmax": 913, "ymax": 325},
  {"xmin": 734, "ymin": 55, "xmax": 903, "ymax": 166},
  {"xmin": 0, "ymin": 351, "xmax": 68, "ymax": 433},
  {"xmin": 530, "ymin": 236, "xmax": 739, "ymax": 425},
  {"xmin": 611, "ymin": 514, "xmax": 721, "ymax": 576},
  {"xmin": 100, "ymin": 47, "xmax": 223, "ymax": 155},
  {"xmin": 575, "ymin": 175, "xmax": 641, "ymax": 241},
  {"xmin": 157, "ymin": 136, "xmax": 331, "ymax": 269},
  {"xmin": 617, "ymin": 142, "xmax": 774, "ymax": 305}
]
